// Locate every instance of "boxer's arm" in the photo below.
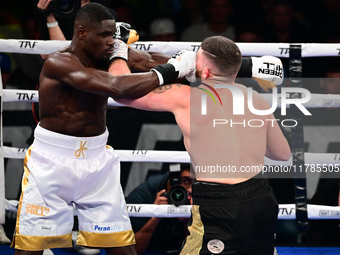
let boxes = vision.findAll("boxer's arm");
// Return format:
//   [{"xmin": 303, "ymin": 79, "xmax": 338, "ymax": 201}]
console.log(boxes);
[
  {"xmin": 237, "ymin": 57, "xmax": 252, "ymax": 78},
  {"xmin": 128, "ymin": 47, "xmax": 171, "ymax": 72},
  {"xmin": 109, "ymin": 59, "xmax": 131, "ymax": 76},
  {"xmin": 129, "ymin": 51, "xmax": 255, "ymax": 76},
  {"xmin": 134, "ymin": 218, "xmax": 161, "ymax": 255},
  {"xmin": 133, "ymin": 189, "xmax": 168, "ymax": 255},
  {"xmin": 128, "ymin": 52, "xmax": 284, "ymax": 91},
  {"xmin": 239, "ymin": 56, "xmax": 284, "ymax": 92},
  {"xmin": 128, "ymin": 49, "xmax": 254, "ymax": 74},
  {"xmin": 44, "ymin": 42, "xmax": 194, "ymax": 100},
  {"xmin": 266, "ymin": 116, "xmax": 291, "ymax": 161},
  {"xmin": 115, "ymin": 83, "xmax": 190, "ymax": 114},
  {"xmin": 43, "ymin": 52, "xmax": 159, "ymax": 99}
]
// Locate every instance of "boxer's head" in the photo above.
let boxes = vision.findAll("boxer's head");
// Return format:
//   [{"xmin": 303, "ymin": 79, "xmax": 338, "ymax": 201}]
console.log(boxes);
[
  {"xmin": 196, "ymin": 36, "xmax": 241, "ymax": 79},
  {"xmin": 73, "ymin": 3, "xmax": 116, "ymax": 62}
]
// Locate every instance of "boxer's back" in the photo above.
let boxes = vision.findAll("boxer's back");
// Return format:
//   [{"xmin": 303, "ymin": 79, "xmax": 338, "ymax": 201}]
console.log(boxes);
[{"xmin": 188, "ymin": 83, "xmax": 274, "ymax": 184}]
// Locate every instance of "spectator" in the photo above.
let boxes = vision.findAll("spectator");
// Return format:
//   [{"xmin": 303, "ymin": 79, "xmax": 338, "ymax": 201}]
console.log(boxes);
[
  {"xmin": 180, "ymin": 0, "xmax": 235, "ymax": 42},
  {"xmin": 149, "ymin": 18, "xmax": 177, "ymax": 41},
  {"xmin": 36, "ymin": 0, "xmax": 118, "ymax": 41},
  {"xmin": 36, "ymin": 0, "xmax": 90, "ymax": 40},
  {"xmin": 235, "ymin": 24, "xmax": 264, "ymax": 43},
  {"xmin": 174, "ymin": 0, "xmax": 205, "ymax": 39},
  {"xmin": 126, "ymin": 163, "xmax": 193, "ymax": 255},
  {"xmin": 263, "ymin": 0, "xmax": 312, "ymax": 42}
]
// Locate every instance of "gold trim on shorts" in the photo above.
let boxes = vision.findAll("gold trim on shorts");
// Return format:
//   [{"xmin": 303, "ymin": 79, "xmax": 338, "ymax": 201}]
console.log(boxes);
[
  {"xmin": 180, "ymin": 205, "xmax": 204, "ymax": 255},
  {"xmin": 77, "ymin": 230, "xmax": 135, "ymax": 248},
  {"xmin": 11, "ymin": 148, "xmax": 73, "ymax": 250},
  {"xmin": 11, "ymin": 148, "xmax": 32, "ymax": 249},
  {"xmin": 12, "ymin": 233, "xmax": 72, "ymax": 251}
]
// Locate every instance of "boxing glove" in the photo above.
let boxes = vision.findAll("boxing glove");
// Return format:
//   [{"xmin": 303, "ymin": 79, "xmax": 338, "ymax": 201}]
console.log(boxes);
[
  {"xmin": 251, "ymin": 56, "xmax": 284, "ymax": 92},
  {"xmin": 151, "ymin": 50, "xmax": 197, "ymax": 85},
  {"xmin": 114, "ymin": 22, "xmax": 139, "ymax": 45},
  {"xmin": 109, "ymin": 39, "xmax": 128, "ymax": 62}
]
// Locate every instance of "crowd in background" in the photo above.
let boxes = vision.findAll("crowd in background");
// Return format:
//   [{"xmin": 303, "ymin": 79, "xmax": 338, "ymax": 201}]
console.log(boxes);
[
  {"xmin": 0, "ymin": 0, "xmax": 340, "ymax": 90},
  {"xmin": 1, "ymin": 0, "xmax": 340, "ymax": 42}
]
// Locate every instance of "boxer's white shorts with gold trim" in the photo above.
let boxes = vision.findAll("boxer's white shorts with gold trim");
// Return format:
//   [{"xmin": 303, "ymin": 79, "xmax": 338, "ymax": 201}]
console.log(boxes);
[{"xmin": 11, "ymin": 124, "xmax": 135, "ymax": 251}]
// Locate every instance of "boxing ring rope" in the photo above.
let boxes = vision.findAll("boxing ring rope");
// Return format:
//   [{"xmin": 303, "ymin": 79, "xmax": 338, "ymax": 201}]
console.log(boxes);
[
  {"xmin": 0, "ymin": 39, "xmax": 340, "ymax": 57},
  {"xmin": 4, "ymin": 199, "xmax": 340, "ymax": 220},
  {"xmin": 3, "ymin": 146, "xmax": 340, "ymax": 166},
  {"xmin": 4, "ymin": 88, "xmax": 340, "ymax": 108},
  {"xmin": 1, "ymin": 39, "xmax": 340, "ymax": 225}
]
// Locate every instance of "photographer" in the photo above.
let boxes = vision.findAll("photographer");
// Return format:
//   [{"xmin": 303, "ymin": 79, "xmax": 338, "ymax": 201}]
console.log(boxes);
[
  {"xmin": 35, "ymin": 0, "xmax": 118, "ymax": 40},
  {"xmin": 125, "ymin": 163, "xmax": 192, "ymax": 255},
  {"xmin": 36, "ymin": 0, "xmax": 84, "ymax": 40}
]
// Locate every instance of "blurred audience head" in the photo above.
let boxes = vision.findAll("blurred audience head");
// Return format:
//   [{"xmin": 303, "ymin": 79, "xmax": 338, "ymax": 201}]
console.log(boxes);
[
  {"xmin": 235, "ymin": 24, "xmax": 263, "ymax": 42},
  {"xmin": 270, "ymin": 0, "xmax": 293, "ymax": 32},
  {"xmin": 113, "ymin": 2, "xmax": 134, "ymax": 25},
  {"xmin": 149, "ymin": 18, "xmax": 177, "ymax": 41},
  {"xmin": 206, "ymin": 0, "xmax": 233, "ymax": 25}
]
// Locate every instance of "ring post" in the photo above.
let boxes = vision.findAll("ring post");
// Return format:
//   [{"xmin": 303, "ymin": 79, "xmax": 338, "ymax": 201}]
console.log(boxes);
[
  {"xmin": 289, "ymin": 43, "xmax": 309, "ymax": 233},
  {"xmin": 0, "ymin": 67, "xmax": 5, "ymax": 224}
]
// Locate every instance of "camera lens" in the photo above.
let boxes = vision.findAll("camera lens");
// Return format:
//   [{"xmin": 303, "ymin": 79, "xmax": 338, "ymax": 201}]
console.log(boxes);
[
  {"xmin": 168, "ymin": 185, "xmax": 187, "ymax": 206},
  {"xmin": 57, "ymin": 0, "xmax": 76, "ymax": 14},
  {"xmin": 53, "ymin": 0, "xmax": 81, "ymax": 18}
]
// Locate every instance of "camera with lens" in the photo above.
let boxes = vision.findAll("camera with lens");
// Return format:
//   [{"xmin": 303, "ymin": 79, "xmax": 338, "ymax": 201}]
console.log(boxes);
[
  {"xmin": 48, "ymin": 0, "xmax": 81, "ymax": 18},
  {"xmin": 161, "ymin": 164, "xmax": 189, "ymax": 207}
]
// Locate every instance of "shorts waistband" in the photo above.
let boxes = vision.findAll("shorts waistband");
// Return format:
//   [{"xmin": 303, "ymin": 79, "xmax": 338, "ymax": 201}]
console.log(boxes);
[
  {"xmin": 32, "ymin": 124, "xmax": 109, "ymax": 159},
  {"xmin": 193, "ymin": 174, "xmax": 271, "ymax": 205}
]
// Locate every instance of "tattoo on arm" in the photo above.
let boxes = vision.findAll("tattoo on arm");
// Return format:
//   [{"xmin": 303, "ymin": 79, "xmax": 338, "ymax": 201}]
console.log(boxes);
[
  {"xmin": 153, "ymin": 84, "xmax": 182, "ymax": 94},
  {"xmin": 153, "ymin": 84, "xmax": 172, "ymax": 93}
]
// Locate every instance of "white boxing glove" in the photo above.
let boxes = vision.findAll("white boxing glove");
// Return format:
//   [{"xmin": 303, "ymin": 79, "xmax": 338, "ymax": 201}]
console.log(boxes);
[
  {"xmin": 109, "ymin": 39, "xmax": 128, "ymax": 63},
  {"xmin": 151, "ymin": 50, "xmax": 197, "ymax": 85},
  {"xmin": 167, "ymin": 50, "xmax": 197, "ymax": 80},
  {"xmin": 251, "ymin": 56, "xmax": 284, "ymax": 92}
]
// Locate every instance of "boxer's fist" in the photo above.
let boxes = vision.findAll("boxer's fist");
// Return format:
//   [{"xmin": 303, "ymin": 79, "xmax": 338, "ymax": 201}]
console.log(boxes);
[
  {"xmin": 114, "ymin": 22, "xmax": 139, "ymax": 45},
  {"xmin": 251, "ymin": 56, "xmax": 283, "ymax": 92},
  {"xmin": 109, "ymin": 39, "xmax": 128, "ymax": 63},
  {"xmin": 151, "ymin": 50, "xmax": 197, "ymax": 85},
  {"xmin": 168, "ymin": 50, "xmax": 197, "ymax": 80}
]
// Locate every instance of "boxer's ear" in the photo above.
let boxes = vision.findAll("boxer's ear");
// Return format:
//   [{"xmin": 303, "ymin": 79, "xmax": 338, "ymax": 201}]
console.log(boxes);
[
  {"xmin": 202, "ymin": 67, "xmax": 210, "ymax": 79},
  {"xmin": 77, "ymin": 26, "xmax": 87, "ymax": 40}
]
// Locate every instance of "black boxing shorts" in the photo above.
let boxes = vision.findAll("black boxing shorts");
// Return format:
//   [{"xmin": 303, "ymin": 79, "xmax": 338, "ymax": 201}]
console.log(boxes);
[{"xmin": 180, "ymin": 175, "xmax": 278, "ymax": 255}]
